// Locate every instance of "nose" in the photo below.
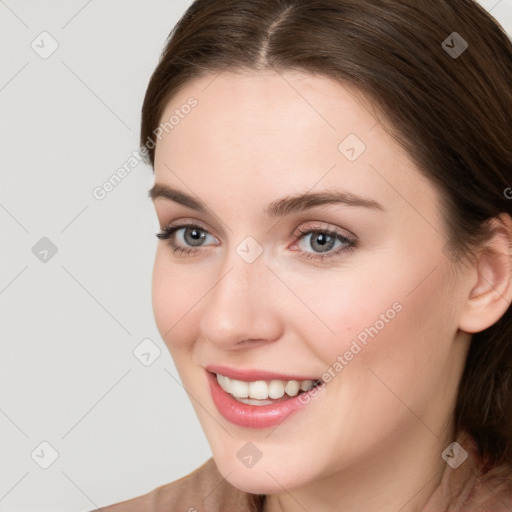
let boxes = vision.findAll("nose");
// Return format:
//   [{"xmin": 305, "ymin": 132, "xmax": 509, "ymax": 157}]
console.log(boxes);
[{"xmin": 198, "ymin": 248, "xmax": 283, "ymax": 349}]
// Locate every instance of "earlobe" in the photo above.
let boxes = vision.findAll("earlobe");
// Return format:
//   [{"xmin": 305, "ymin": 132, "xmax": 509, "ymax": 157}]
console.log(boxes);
[{"xmin": 458, "ymin": 213, "xmax": 512, "ymax": 334}]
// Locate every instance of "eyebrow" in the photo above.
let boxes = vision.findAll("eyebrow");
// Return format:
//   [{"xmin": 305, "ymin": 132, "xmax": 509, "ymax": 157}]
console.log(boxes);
[{"xmin": 148, "ymin": 183, "xmax": 384, "ymax": 217}]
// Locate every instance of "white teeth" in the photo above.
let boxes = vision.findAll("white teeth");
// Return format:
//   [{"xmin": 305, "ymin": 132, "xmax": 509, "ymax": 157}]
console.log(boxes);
[
  {"xmin": 300, "ymin": 379, "xmax": 313, "ymax": 392},
  {"xmin": 249, "ymin": 380, "xmax": 268, "ymax": 399},
  {"xmin": 216, "ymin": 373, "xmax": 227, "ymax": 388},
  {"xmin": 268, "ymin": 380, "xmax": 285, "ymax": 399},
  {"xmin": 285, "ymin": 380, "xmax": 300, "ymax": 397},
  {"xmin": 215, "ymin": 373, "xmax": 319, "ymax": 400},
  {"xmin": 230, "ymin": 378, "xmax": 249, "ymax": 398}
]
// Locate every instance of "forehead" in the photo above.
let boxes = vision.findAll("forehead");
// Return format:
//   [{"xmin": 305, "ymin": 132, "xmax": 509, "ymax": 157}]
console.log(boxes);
[
  {"xmin": 156, "ymin": 69, "xmax": 379, "ymax": 151},
  {"xmin": 153, "ymin": 70, "xmax": 440, "ymax": 224}
]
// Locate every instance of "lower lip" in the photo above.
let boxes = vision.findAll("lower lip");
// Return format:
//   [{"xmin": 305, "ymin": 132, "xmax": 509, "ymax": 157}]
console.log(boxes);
[{"xmin": 207, "ymin": 371, "xmax": 320, "ymax": 429}]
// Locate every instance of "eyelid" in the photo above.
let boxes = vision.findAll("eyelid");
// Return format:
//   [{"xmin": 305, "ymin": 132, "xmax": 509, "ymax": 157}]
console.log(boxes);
[
  {"xmin": 160, "ymin": 218, "xmax": 220, "ymax": 241},
  {"xmin": 159, "ymin": 219, "xmax": 355, "ymax": 244},
  {"xmin": 289, "ymin": 221, "xmax": 357, "ymax": 244}
]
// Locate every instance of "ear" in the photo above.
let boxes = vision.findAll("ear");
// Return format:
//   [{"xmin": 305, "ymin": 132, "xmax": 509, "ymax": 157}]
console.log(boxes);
[{"xmin": 458, "ymin": 213, "xmax": 512, "ymax": 333}]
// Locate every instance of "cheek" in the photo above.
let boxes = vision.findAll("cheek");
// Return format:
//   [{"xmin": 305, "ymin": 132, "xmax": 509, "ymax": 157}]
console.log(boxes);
[
  {"xmin": 276, "ymin": 264, "xmax": 405, "ymax": 367},
  {"xmin": 151, "ymin": 250, "xmax": 204, "ymax": 351},
  {"xmin": 291, "ymin": 256, "xmax": 454, "ymax": 380},
  {"xmin": 319, "ymin": 259, "xmax": 456, "ymax": 421},
  {"xmin": 294, "ymin": 262, "xmax": 457, "ymax": 457}
]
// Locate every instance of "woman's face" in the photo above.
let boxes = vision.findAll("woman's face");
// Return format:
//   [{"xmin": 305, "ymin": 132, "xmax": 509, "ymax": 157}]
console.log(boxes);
[{"xmin": 150, "ymin": 70, "xmax": 471, "ymax": 494}]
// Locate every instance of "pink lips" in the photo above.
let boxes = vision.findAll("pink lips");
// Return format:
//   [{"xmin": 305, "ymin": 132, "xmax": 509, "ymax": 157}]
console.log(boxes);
[
  {"xmin": 205, "ymin": 364, "xmax": 320, "ymax": 382},
  {"xmin": 206, "ymin": 366, "xmax": 323, "ymax": 429}
]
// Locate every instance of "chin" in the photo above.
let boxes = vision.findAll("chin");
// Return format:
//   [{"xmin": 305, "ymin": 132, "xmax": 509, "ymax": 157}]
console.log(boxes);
[
  {"xmin": 224, "ymin": 470, "xmax": 290, "ymax": 495},
  {"xmin": 213, "ymin": 453, "xmax": 311, "ymax": 495}
]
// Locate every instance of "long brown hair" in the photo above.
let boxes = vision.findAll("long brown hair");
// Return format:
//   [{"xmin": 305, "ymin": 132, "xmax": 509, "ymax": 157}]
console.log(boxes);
[{"xmin": 141, "ymin": 0, "xmax": 512, "ymax": 478}]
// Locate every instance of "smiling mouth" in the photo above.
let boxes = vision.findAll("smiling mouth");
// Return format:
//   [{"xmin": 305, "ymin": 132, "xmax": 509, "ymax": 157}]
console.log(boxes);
[{"xmin": 214, "ymin": 372, "xmax": 324, "ymax": 406}]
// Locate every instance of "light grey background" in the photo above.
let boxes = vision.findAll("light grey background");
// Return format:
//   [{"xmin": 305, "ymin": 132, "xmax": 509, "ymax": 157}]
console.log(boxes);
[{"xmin": 1, "ymin": 1, "xmax": 511, "ymax": 511}]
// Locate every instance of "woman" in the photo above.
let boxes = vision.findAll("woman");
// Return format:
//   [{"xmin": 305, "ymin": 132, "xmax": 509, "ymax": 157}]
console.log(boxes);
[{"xmin": 93, "ymin": 0, "xmax": 512, "ymax": 510}]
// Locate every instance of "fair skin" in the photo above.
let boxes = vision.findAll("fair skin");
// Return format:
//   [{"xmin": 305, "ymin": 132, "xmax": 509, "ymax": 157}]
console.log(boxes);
[{"xmin": 149, "ymin": 69, "xmax": 512, "ymax": 512}]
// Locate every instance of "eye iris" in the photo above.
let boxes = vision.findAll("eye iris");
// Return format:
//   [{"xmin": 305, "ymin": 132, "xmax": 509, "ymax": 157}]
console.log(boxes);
[
  {"xmin": 184, "ymin": 227, "xmax": 206, "ymax": 246},
  {"xmin": 311, "ymin": 232, "xmax": 335, "ymax": 253}
]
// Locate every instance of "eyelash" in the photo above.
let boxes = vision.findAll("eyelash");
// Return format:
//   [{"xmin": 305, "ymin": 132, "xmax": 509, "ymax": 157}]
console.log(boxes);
[{"xmin": 155, "ymin": 222, "xmax": 357, "ymax": 262}]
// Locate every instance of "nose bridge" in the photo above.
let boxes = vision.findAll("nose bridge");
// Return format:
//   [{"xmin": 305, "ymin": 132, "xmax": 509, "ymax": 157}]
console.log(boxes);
[{"xmin": 199, "ymin": 241, "xmax": 280, "ymax": 346}]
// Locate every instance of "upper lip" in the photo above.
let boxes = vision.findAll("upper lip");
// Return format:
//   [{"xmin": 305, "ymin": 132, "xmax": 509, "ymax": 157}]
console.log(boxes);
[{"xmin": 206, "ymin": 364, "xmax": 321, "ymax": 382}]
